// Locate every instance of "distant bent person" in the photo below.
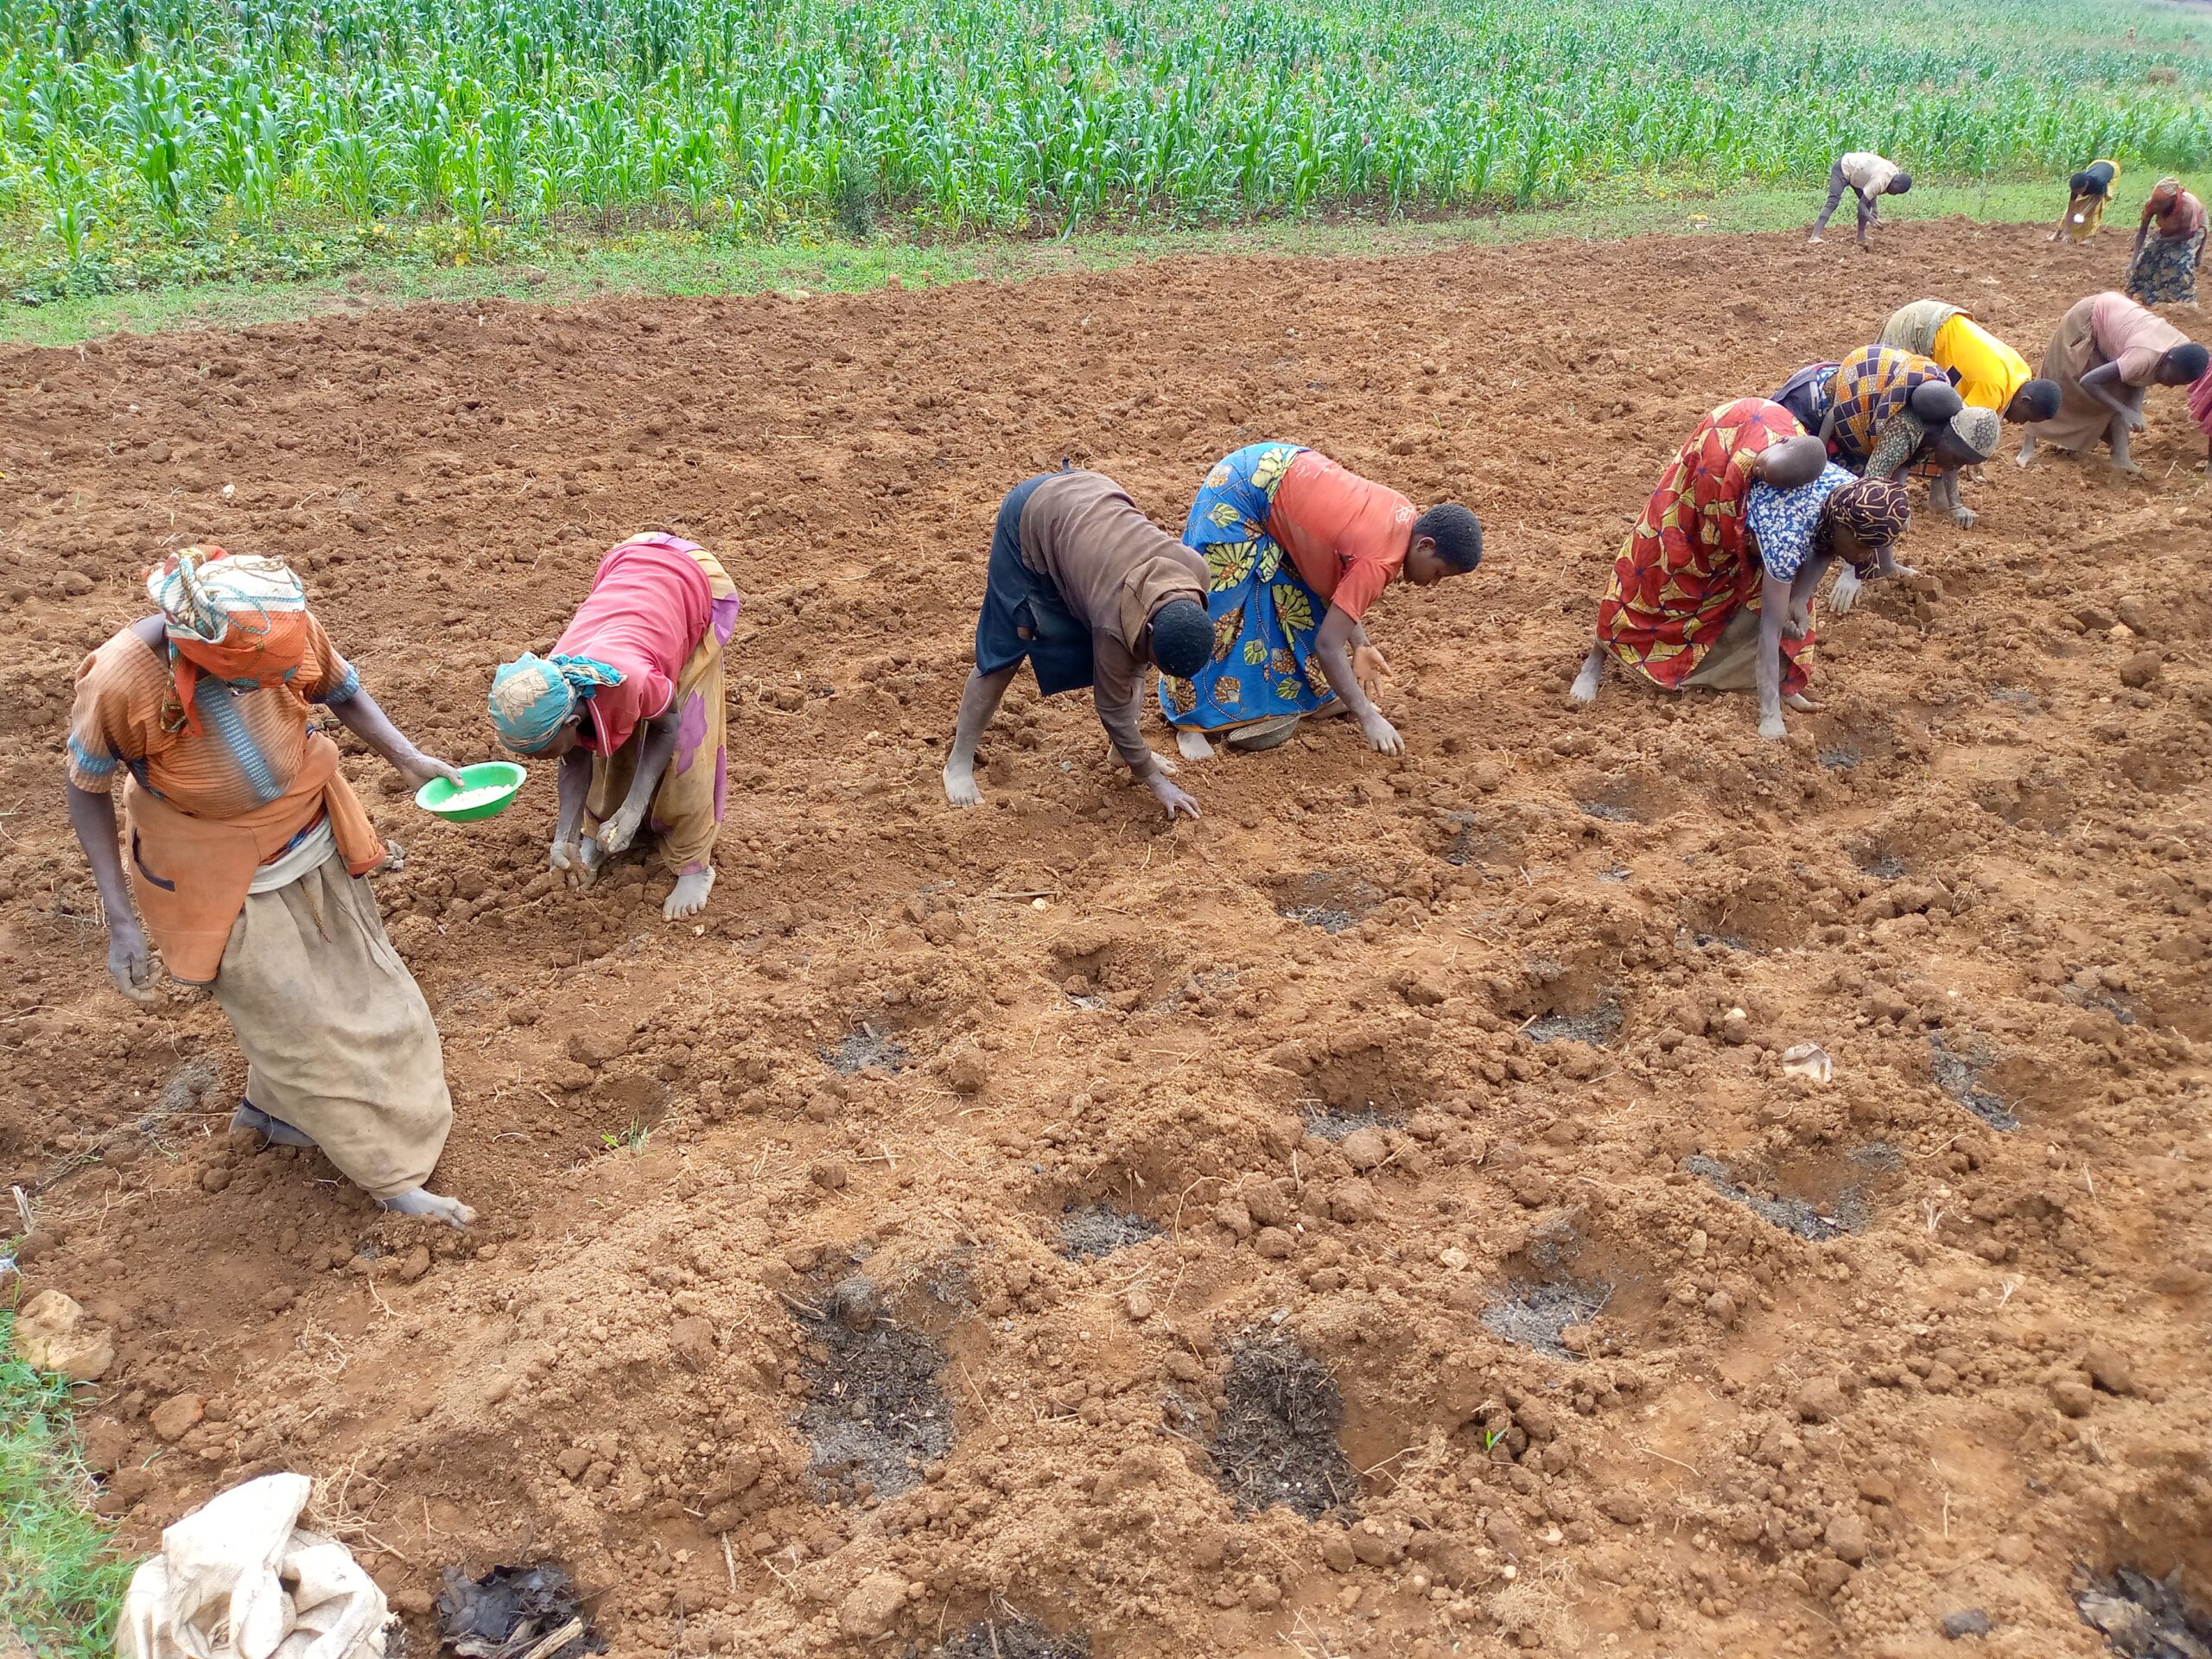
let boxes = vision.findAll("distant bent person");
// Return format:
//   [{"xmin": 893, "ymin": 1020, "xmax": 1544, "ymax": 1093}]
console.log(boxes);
[
  {"xmin": 2019, "ymin": 291, "xmax": 2210, "ymax": 475},
  {"xmin": 2051, "ymin": 160, "xmax": 2121, "ymax": 243},
  {"xmin": 1878, "ymin": 300, "xmax": 2063, "ymax": 527},
  {"xmin": 944, "ymin": 467, "xmax": 1214, "ymax": 820},
  {"xmin": 1159, "ymin": 443, "xmax": 1482, "ymax": 760},
  {"xmin": 2126, "ymin": 177, "xmax": 2207, "ymax": 307},
  {"xmin": 64, "ymin": 547, "xmax": 474, "ymax": 1226},
  {"xmin": 1570, "ymin": 400, "xmax": 1912, "ymax": 741},
  {"xmin": 489, "ymin": 532, "xmax": 741, "ymax": 920},
  {"xmin": 1772, "ymin": 345, "xmax": 1991, "ymax": 608},
  {"xmin": 1808, "ymin": 151, "xmax": 1912, "ymax": 250}
]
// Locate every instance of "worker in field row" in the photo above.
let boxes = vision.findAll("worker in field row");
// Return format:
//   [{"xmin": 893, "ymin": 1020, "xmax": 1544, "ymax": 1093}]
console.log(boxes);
[
  {"xmin": 1570, "ymin": 399, "xmax": 1913, "ymax": 742},
  {"xmin": 1877, "ymin": 301, "xmax": 2063, "ymax": 530},
  {"xmin": 944, "ymin": 466, "xmax": 1214, "ymax": 821},
  {"xmin": 64, "ymin": 547, "xmax": 474, "ymax": 1226},
  {"xmin": 2019, "ymin": 291, "xmax": 2211, "ymax": 476},
  {"xmin": 1808, "ymin": 151, "xmax": 1912, "ymax": 250},
  {"xmin": 2125, "ymin": 177, "xmax": 2207, "ymax": 307},
  {"xmin": 1158, "ymin": 443, "xmax": 1482, "ymax": 760},
  {"xmin": 2051, "ymin": 160, "xmax": 2122, "ymax": 244},
  {"xmin": 1771, "ymin": 345, "xmax": 1990, "ymax": 608},
  {"xmin": 488, "ymin": 532, "xmax": 741, "ymax": 920}
]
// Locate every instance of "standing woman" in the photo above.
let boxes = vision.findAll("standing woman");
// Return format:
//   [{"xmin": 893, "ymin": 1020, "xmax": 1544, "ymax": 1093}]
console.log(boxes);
[
  {"xmin": 2125, "ymin": 178, "xmax": 2207, "ymax": 306},
  {"xmin": 488, "ymin": 532, "xmax": 741, "ymax": 920},
  {"xmin": 64, "ymin": 547, "xmax": 474, "ymax": 1226},
  {"xmin": 2019, "ymin": 291, "xmax": 2210, "ymax": 475},
  {"xmin": 2051, "ymin": 160, "xmax": 2122, "ymax": 243},
  {"xmin": 1568, "ymin": 400, "xmax": 1913, "ymax": 741}
]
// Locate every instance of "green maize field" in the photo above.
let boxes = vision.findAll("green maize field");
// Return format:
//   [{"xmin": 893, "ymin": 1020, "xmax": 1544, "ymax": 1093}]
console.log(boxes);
[{"xmin": 0, "ymin": 0, "xmax": 2209, "ymax": 299}]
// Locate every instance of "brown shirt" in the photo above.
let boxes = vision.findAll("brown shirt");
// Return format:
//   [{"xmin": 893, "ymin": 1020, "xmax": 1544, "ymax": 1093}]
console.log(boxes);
[{"xmin": 1019, "ymin": 471, "xmax": 1206, "ymax": 778}]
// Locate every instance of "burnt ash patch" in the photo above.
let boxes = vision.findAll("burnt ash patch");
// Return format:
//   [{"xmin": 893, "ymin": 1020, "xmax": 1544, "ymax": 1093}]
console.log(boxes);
[
  {"xmin": 1058, "ymin": 1204, "xmax": 1160, "ymax": 1262},
  {"xmin": 1482, "ymin": 1280, "xmax": 1611, "ymax": 1361},
  {"xmin": 792, "ymin": 1274, "xmax": 952, "ymax": 1502},
  {"xmin": 1522, "ymin": 999, "xmax": 1624, "ymax": 1046},
  {"xmin": 2075, "ymin": 1565, "xmax": 2212, "ymax": 1658},
  {"xmin": 821, "ymin": 1023, "xmax": 910, "ymax": 1076},
  {"xmin": 1683, "ymin": 1149, "xmax": 1899, "ymax": 1241},
  {"xmin": 936, "ymin": 1617, "xmax": 1090, "ymax": 1658},
  {"xmin": 1929, "ymin": 1033, "xmax": 2020, "ymax": 1131},
  {"xmin": 1274, "ymin": 869, "xmax": 1384, "ymax": 933},
  {"xmin": 1208, "ymin": 1332, "xmax": 1357, "ymax": 1521}
]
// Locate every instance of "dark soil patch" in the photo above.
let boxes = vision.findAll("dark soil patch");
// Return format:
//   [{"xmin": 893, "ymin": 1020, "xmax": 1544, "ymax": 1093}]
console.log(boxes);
[
  {"xmin": 1058, "ymin": 1204, "xmax": 1160, "ymax": 1261},
  {"xmin": 1929, "ymin": 1033, "xmax": 2020, "ymax": 1131},
  {"xmin": 1683, "ymin": 1149, "xmax": 1897, "ymax": 1241},
  {"xmin": 1522, "ymin": 999, "xmax": 1624, "ymax": 1046},
  {"xmin": 1818, "ymin": 741, "xmax": 1861, "ymax": 772},
  {"xmin": 2075, "ymin": 1565, "xmax": 2212, "ymax": 1658},
  {"xmin": 1300, "ymin": 1100, "xmax": 1399, "ymax": 1141},
  {"xmin": 1208, "ymin": 1332, "xmax": 1357, "ymax": 1520},
  {"xmin": 821, "ymin": 1023, "xmax": 910, "ymax": 1076},
  {"xmin": 936, "ymin": 1616, "xmax": 1090, "ymax": 1658},
  {"xmin": 792, "ymin": 1274, "xmax": 953, "ymax": 1502},
  {"xmin": 1856, "ymin": 849, "xmax": 1909, "ymax": 880},
  {"xmin": 435, "ymin": 1563, "xmax": 599, "ymax": 1658},
  {"xmin": 1274, "ymin": 869, "xmax": 1384, "ymax": 933},
  {"xmin": 2063, "ymin": 985, "xmax": 2144, "ymax": 1027},
  {"xmin": 1481, "ymin": 1280, "xmax": 1611, "ymax": 1361}
]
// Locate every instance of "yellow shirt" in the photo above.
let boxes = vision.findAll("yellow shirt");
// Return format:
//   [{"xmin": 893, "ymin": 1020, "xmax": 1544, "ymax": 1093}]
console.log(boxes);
[{"xmin": 1932, "ymin": 313, "xmax": 2031, "ymax": 412}]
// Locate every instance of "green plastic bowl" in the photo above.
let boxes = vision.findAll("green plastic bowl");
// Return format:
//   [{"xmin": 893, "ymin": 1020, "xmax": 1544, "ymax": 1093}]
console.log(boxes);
[{"xmin": 415, "ymin": 760, "xmax": 527, "ymax": 823}]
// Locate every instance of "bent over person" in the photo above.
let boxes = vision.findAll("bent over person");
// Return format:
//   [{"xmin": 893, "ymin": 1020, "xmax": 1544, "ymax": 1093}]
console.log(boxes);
[
  {"xmin": 1159, "ymin": 443, "xmax": 1482, "ymax": 759},
  {"xmin": 488, "ymin": 532, "xmax": 741, "ymax": 921},
  {"xmin": 1877, "ymin": 301, "xmax": 2063, "ymax": 529},
  {"xmin": 944, "ymin": 467, "xmax": 1215, "ymax": 820},
  {"xmin": 2019, "ymin": 291, "xmax": 2211, "ymax": 475},
  {"xmin": 1808, "ymin": 150, "xmax": 1911, "ymax": 249},
  {"xmin": 1570, "ymin": 400, "xmax": 1912, "ymax": 741},
  {"xmin": 65, "ymin": 547, "xmax": 474, "ymax": 1225}
]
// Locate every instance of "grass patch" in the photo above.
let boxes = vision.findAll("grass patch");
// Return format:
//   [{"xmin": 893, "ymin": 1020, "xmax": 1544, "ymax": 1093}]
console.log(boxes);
[
  {"xmin": 0, "ymin": 1308, "xmax": 133, "ymax": 1659},
  {"xmin": 0, "ymin": 175, "xmax": 2068, "ymax": 349}
]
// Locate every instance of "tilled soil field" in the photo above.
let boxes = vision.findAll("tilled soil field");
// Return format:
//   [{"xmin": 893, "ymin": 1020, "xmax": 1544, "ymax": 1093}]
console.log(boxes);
[{"xmin": 2, "ymin": 219, "xmax": 2209, "ymax": 1659}]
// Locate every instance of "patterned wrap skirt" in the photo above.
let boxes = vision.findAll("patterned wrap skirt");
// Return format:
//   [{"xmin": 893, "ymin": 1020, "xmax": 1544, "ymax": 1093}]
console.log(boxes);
[
  {"xmin": 2126, "ymin": 228, "xmax": 2205, "ymax": 307},
  {"xmin": 1158, "ymin": 442, "xmax": 1338, "ymax": 732}
]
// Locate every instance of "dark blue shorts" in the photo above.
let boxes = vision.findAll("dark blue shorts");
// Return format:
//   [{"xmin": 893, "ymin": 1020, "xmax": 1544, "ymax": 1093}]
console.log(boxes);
[{"xmin": 973, "ymin": 474, "xmax": 1095, "ymax": 696}]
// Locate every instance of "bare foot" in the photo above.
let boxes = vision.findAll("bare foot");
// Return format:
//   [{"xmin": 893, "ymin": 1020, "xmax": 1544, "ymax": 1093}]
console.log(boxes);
[
  {"xmin": 1147, "ymin": 751, "xmax": 1180, "ymax": 776},
  {"xmin": 2015, "ymin": 438, "xmax": 2036, "ymax": 469},
  {"xmin": 664, "ymin": 867, "xmax": 715, "ymax": 920},
  {"xmin": 1758, "ymin": 713, "xmax": 1789, "ymax": 742},
  {"xmin": 232, "ymin": 1103, "xmax": 315, "ymax": 1149},
  {"xmin": 378, "ymin": 1186, "xmax": 476, "ymax": 1228},
  {"xmin": 1784, "ymin": 693, "xmax": 1824, "ymax": 712},
  {"xmin": 1807, "ymin": 232, "xmax": 1824, "ymax": 245},
  {"xmin": 1174, "ymin": 728, "xmax": 1214, "ymax": 762},
  {"xmin": 1569, "ymin": 645, "xmax": 1603, "ymax": 704},
  {"xmin": 943, "ymin": 758, "xmax": 982, "ymax": 807}
]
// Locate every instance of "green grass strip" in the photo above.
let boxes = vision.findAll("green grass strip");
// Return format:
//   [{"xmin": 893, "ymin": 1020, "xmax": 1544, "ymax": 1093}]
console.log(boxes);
[{"xmin": 0, "ymin": 1310, "xmax": 133, "ymax": 1659}]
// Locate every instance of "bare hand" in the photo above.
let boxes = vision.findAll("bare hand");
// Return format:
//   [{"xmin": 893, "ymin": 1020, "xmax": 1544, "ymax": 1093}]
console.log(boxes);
[
  {"xmin": 1360, "ymin": 713, "xmax": 1404, "ymax": 755},
  {"xmin": 1147, "ymin": 773, "xmax": 1201, "ymax": 822},
  {"xmin": 1351, "ymin": 644, "xmax": 1392, "ymax": 706},
  {"xmin": 2121, "ymin": 409, "xmax": 2147, "ymax": 433},
  {"xmin": 392, "ymin": 749, "xmax": 463, "ymax": 792},
  {"xmin": 108, "ymin": 918, "xmax": 156, "ymax": 1002},
  {"xmin": 597, "ymin": 801, "xmax": 646, "ymax": 857},
  {"xmin": 550, "ymin": 837, "xmax": 601, "ymax": 891},
  {"xmin": 1783, "ymin": 603, "xmax": 1813, "ymax": 641}
]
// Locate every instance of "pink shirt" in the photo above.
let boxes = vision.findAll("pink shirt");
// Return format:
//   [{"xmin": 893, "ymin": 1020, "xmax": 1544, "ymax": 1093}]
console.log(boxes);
[
  {"xmin": 556, "ymin": 535, "xmax": 713, "ymax": 755},
  {"xmin": 2093, "ymin": 290, "xmax": 2188, "ymax": 388}
]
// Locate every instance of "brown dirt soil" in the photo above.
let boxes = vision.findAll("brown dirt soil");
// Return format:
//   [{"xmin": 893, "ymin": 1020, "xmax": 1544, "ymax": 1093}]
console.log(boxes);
[{"xmin": 2, "ymin": 219, "xmax": 2209, "ymax": 1659}]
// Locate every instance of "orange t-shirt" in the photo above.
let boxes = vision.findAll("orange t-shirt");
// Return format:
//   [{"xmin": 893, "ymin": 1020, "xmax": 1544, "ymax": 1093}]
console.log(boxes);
[{"xmin": 1265, "ymin": 451, "xmax": 1415, "ymax": 623}]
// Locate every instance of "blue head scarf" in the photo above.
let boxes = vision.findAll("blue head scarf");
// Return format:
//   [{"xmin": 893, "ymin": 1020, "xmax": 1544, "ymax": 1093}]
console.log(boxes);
[{"xmin": 487, "ymin": 652, "xmax": 623, "ymax": 753}]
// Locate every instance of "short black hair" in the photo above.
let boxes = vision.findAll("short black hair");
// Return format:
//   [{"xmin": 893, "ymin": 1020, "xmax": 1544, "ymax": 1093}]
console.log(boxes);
[
  {"xmin": 1414, "ymin": 503, "xmax": 1484, "ymax": 572},
  {"xmin": 1888, "ymin": 171, "xmax": 1913, "ymax": 194},
  {"xmin": 2017, "ymin": 378, "xmax": 2063, "ymax": 422},
  {"xmin": 2167, "ymin": 341, "xmax": 2210, "ymax": 383},
  {"xmin": 1150, "ymin": 597, "xmax": 1213, "ymax": 678},
  {"xmin": 2069, "ymin": 168, "xmax": 2106, "ymax": 198}
]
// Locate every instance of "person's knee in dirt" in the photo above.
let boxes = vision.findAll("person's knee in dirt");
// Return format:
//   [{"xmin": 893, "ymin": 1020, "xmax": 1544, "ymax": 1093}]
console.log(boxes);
[
  {"xmin": 66, "ymin": 547, "xmax": 476, "ymax": 1229},
  {"xmin": 488, "ymin": 534, "xmax": 739, "ymax": 922},
  {"xmin": 1572, "ymin": 436, "xmax": 1825, "ymax": 707},
  {"xmin": 944, "ymin": 469, "xmax": 1214, "ymax": 820}
]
